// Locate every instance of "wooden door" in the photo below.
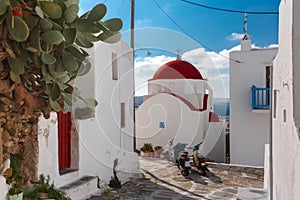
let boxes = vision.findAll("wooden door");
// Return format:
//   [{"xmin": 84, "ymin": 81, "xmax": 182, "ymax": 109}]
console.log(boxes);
[{"xmin": 57, "ymin": 111, "xmax": 71, "ymax": 171}]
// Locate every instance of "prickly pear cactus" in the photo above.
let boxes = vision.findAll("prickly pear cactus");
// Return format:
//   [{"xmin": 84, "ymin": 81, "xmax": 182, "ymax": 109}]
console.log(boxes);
[{"xmin": 0, "ymin": 0, "xmax": 123, "ymax": 117}]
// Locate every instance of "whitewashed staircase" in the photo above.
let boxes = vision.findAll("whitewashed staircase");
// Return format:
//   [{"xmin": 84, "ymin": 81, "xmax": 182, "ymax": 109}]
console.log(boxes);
[{"xmin": 59, "ymin": 176, "xmax": 99, "ymax": 200}]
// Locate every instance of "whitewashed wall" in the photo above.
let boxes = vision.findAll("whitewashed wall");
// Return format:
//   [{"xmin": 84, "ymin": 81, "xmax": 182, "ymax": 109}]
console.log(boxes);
[
  {"xmin": 230, "ymin": 47, "xmax": 277, "ymax": 166},
  {"xmin": 148, "ymin": 79, "xmax": 208, "ymax": 110},
  {"xmin": 0, "ymin": 175, "xmax": 8, "ymax": 200},
  {"xmin": 136, "ymin": 93, "xmax": 224, "ymax": 161},
  {"xmin": 202, "ymin": 122, "xmax": 225, "ymax": 162},
  {"xmin": 38, "ymin": 113, "xmax": 79, "ymax": 187},
  {"xmin": 136, "ymin": 93, "xmax": 207, "ymax": 148},
  {"xmin": 38, "ymin": 41, "xmax": 139, "ymax": 188},
  {"xmin": 271, "ymin": 0, "xmax": 300, "ymax": 199}
]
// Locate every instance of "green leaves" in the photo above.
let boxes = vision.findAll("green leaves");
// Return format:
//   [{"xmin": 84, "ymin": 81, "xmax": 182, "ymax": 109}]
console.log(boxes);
[
  {"xmin": 64, "ymin": 0, "xmax": 79, "ymax": 8},
  {"xmin": 30, "ymin": 27, "xmax": 41, "ymax": 51},
  {"xmin": 7, "ymin": 56, "xmax": 24, "ymax": 83},
  {"xmin": 63, "ymin": 28, "xmax": 77, "ymax": 46},
  {"xmin": 7, "ymin": 57, "xmax": 24, "ymax": 74},
  {"xmin": 40, "ymin": 18, "xmax": 53, "ymax": 31},
  {"xmin": 2, "ymin": 1, "xmax": 123, "ymax": 113},
  {"xmin": 42, "ymin": 52, "xmax": 56, "ymax": 65},
  {"xmin": 97, "ymin": 31, "xmax": 121, "ymax": 44},
  {"xmin": 38, "ymin": 1, "xmax": 62, "ymax": 19},
  {"xmin": 7, "ymin": 16, "xmax": 30, "ymax": 42},
  {"xmin": 0, "ymin": 0, "xmax": 10, "ymax": 16},
  {"xmin": 64, "ymin": 4, "xmax": 79, "ymax": 23},
  {"xmin": 103, "ymin": 18, "xmax": 123, "ymax": 31},
  {"xmin": 35, "ymin": 6, "xmax": 44, "ymax": 19},
  {"xmin": 41, "ymin": 31, "xmax": 64, "ymax": 44},
  {"xmin": 88, "ymin": 4, "xmax": 107, "ymax": 22},
  {"xmin": 49, "ymin": 98, "xmax": 61, "ymax": 111},
  {"xmin": 77, "ymin": 59, "xmax": 91, "ymax": 76},
  {"xmin": 10, "ymin": 71, "xmax": 21, "ymax": 83},
  {"xmin": 71, "ymin": 19, "xmax": 101, "ymax": 33},
  {"xmin": 62, "ymin": 52, "xmax": 78, "ymax": 72},
  {"xmin": 48, "ymin": 64, "xmax": 68, "ymax": 79},
  {"xmin": 84, "ymin": 98, "xmax": 98, "ymax": 108},
  {"xmin": 50, "ymin": 83, "xmax": 61, "ymax": 101}
]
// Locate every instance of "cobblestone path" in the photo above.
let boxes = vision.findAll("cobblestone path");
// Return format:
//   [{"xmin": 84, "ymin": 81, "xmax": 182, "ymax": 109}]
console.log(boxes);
[{"xmin": 89, "ymin": 157, "xmax": 263, "ymax": 200}]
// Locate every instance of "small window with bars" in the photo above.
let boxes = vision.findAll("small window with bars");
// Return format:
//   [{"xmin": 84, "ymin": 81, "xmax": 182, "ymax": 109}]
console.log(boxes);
[{"xmin": 159, "ymin": 122, "xmax": 165, "ymax": 128}]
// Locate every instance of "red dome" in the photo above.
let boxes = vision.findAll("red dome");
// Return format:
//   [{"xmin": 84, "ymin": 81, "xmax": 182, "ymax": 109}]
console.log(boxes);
[{"xmin": 152, "ymin": 60, "xmax": 204, "ymax": 80}]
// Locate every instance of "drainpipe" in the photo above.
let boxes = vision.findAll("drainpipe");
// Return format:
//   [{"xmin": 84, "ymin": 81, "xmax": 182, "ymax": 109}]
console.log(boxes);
[{"xmin": 269, "ymin": 65, "xmax": 273, "ymax": 200}]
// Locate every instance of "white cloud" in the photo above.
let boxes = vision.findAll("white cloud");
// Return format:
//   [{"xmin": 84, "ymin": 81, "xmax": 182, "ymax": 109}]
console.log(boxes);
[
  {"xmin": 163, "ymin": 4, "xmax": 171, "ymax": 13},
  {"xmin": 267, "ymin": 44, "xmax": 279, "ymax": 48},
  {"xmin": 134, "ymin": 43, "xmax": 277, "ymax": 98},
  {"xmin": 227, "ymin": 32, "xmax": 244, "ymax": 41},
  {"xmin": 134, "ymin": 47, "xmax": 237, "ymax": 97},
  {"xmin": 135, "ymin": 19, "xmax": 152, "ymax": 28},
  {"xmin": 135, "ymin": 55, "xmax": 175, "ymax": 96}
]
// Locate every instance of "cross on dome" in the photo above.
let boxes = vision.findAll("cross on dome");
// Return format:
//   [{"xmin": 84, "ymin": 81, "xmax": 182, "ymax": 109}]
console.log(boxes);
[{"xmin": 176, "ymin": 48, "xmax": 181, "ymax": 60}]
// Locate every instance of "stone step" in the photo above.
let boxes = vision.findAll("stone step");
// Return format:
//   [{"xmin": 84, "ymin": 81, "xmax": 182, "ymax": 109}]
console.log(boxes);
[
  {"xmin": 237, "ymin": 187, "xmax": 268, "ymax": 200},
  {"xmin": 59, "ymin": 176, "xmax": 99, "ymax": 200}
]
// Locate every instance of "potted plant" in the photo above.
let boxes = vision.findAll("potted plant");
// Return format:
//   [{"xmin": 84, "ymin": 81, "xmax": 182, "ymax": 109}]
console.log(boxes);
[
  {"xmin": 6, "ymin": 154, "xmax": 23, "ymax": 200},
  {"xmin": 140, "ymin": 143, "xmax": 154, "ymax": 157},
  {"xmin": 24, "ymin": 174, "xmax": 71, "ymax": 200},
  {"xmin": 154, "ymin": 146, "xmax": 163, "ymax": 158}
]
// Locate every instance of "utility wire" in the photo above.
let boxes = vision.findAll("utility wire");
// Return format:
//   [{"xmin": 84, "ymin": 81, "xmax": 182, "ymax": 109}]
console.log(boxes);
[
  {"xmin": 152, "ymin": 0, "xmax": 242, "ymax": 63},
  {"xmin": 181, "ymin": 0, "xmax": 279, "ymax": 15}
]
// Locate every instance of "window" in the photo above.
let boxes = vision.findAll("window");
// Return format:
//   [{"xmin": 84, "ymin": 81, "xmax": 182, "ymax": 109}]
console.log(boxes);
[
  {"xmin": 112, "ymin": 52, "xmax": 118, "ymax": 80},
  {"xmin": 121, "ymin": 103, "xmax": 125, "ymax": 128},
  {"xmin": 283, "ymin": 109, "xmax": 287, "ymax": 123},
  {"xmin": 266, "ymin": 66, "xmax": 271, "ymax": 105},
  {"xmin": 159, "ymin": 122, "xmax": 165, "ymax": 128},
  {"xmin": 273, "ymin": 89, "xmax": 277, "ymax": 118},
  {"xmin": 266, "ymin": 66, "xmax": 270, "ymax": 88}
]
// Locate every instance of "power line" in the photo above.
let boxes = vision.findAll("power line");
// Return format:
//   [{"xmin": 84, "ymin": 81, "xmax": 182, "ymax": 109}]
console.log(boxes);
[
  {"xmin": 180, "ymin": 0, "xmax": 279, "ymax": 15},
  {"xmin": 152, "ymin": 0, "xmax": 242, "ymax": 63}
]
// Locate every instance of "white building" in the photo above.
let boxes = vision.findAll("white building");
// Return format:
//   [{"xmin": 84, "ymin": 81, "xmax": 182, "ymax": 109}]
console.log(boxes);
[
  {"xmin": 266, "ymin": 0, "xmax": 300, "ymax": 199},
  {"xmin": 36, "ymin": 41, "xmax": 139, "ymax": 199},
  {"xmin": 136, "ymin": 59, "xmax": 224, "ymax": 162},
  {"xmin": 230, "ymin": 36, "xmax": 277, "ymax": 166}
]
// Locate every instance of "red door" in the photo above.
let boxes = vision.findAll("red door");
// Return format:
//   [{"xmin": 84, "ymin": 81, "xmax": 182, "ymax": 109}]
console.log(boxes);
[{"xmin": 57, "ymin": 111, "xmax": 71, "ymax": 171}]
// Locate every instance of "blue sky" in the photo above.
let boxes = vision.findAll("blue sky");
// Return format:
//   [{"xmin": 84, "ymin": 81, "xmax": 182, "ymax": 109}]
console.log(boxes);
[{"xmin": 80, "ymin": 0, "xmax": 280, "ymax": 98}]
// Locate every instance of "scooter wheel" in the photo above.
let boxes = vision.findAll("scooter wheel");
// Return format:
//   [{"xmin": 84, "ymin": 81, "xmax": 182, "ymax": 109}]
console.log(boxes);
[{"xmin": 181, "ymin": 169, "xmax": 189, "ymax": 176}]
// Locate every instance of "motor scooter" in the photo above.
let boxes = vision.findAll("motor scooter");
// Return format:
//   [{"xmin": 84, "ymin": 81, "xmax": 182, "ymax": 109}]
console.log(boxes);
[
  {"xmin": 193, "ymin": 154, "xmax": 209, "ymax": 176},
  {"xmin": 175, "ymin": 151, "xmax": 191, "ymax": 176}
]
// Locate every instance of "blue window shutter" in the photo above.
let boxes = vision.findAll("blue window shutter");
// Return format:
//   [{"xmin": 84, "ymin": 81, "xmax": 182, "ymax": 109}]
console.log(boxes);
[{"xmin": 159, "ymin": 122, "xmax": 165, "ymax": 128}]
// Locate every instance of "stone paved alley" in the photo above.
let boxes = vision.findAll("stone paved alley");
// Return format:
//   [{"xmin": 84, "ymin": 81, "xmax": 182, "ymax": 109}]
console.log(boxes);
[{"xmin": 89, "ymin": 157, "xmax": 263, "ymax": 200}]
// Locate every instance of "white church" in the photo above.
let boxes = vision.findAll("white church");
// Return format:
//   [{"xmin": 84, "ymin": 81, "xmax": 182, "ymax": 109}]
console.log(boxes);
[{"xmin": 136, "ymin": 58, "xmax": 225, "ymax": 162}]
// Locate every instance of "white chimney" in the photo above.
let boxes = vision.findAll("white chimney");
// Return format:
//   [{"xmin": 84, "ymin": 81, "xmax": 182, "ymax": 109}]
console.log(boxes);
[{"xmin": 241, "ymin": 35, "xmax": 252, "ymax": 51}]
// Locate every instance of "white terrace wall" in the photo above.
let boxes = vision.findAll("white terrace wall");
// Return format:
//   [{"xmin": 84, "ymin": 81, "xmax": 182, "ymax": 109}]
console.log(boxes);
[
  {"xmin": 230, "ymin": 47, "xmax": 277, "ymax": 166},
  {"xmin": 271, "ymin": 0, "xmax": 300, "ymax": 199}
]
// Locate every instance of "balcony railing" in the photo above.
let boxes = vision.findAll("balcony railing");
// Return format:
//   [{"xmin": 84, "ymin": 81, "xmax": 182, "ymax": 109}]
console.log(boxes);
[{"xmin": 251, "ymin": 85, "xmax": 270, "ymax": 110}]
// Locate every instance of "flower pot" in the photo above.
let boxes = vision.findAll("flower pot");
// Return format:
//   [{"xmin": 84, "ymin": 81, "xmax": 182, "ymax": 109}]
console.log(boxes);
[
  {"xmin": 154, "ymin": 152, "xmax": 161, "ymax": 158},
  {"xmin": 145, "ymin": 152, "xmax": 152, "ymax": 157},
  {"xmin": 8, "ymin": 192, "xmax": 23, "ymax": 200}
]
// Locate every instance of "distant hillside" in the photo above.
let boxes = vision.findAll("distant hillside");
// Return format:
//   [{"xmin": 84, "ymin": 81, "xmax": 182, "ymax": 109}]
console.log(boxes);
[{"xmin": 134, "ymin": 96, "xmax": 230, "ymax": 117}]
